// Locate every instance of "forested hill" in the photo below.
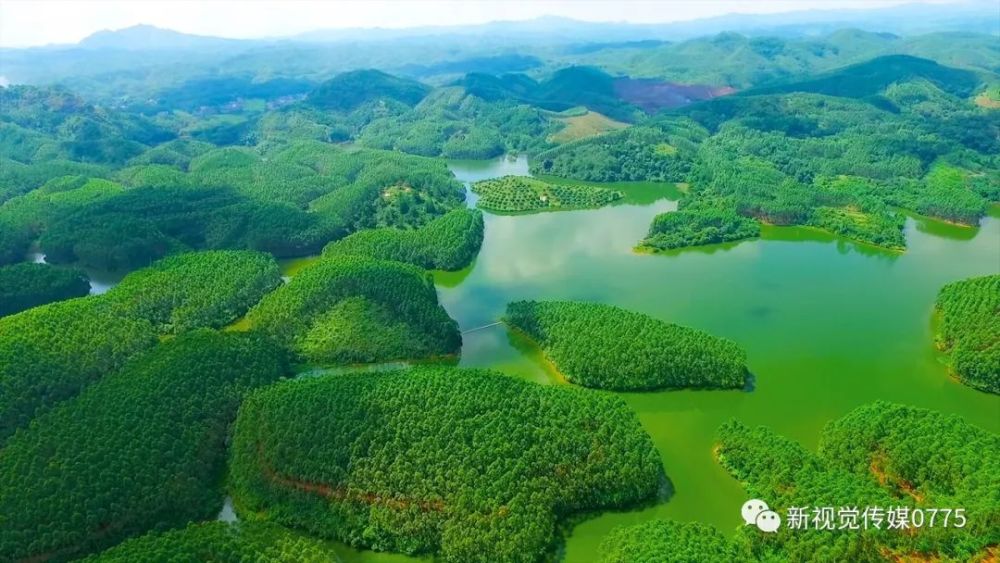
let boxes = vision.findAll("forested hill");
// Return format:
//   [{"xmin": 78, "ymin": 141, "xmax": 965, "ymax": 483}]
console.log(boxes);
[
  {"xmin": 306, "ymin": 69, "xmax": 431, "ymax": 111},
  {"xmin": 743, "ymin": 54, "xmax": 985, "ymax": 100},
  {"xmin": 0, "ymin": 12, "xmax": 997, "ymax": 563},
  {"xmin": 456, "ymin": 65, "xmax": 732, "ymax": 122},
  {"xmin": 0, "ymin": 85, "xmax": 174, "ymax": 166},
  {"xmin": 601, "ymin": 403, "xmax": 999, "ymax": 562},
  {"xmin": 533, "ymin": 51, "xmax": 997, "ymax": 253},
  {"xmin": 0, "ymin": 30, "xmax": 996, "ymax": 267},
  {"xmin": 576, "ymin": 30, "xmax": 1000, "ymax": 88},
  {"xmin": 459, "ymin": 66, "xmax": 638, "ymax": 121}
]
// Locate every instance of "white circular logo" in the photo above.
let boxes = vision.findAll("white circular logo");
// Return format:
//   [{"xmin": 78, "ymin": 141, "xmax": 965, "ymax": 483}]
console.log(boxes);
[
  {"xmin": 755, "ymin": 510, "xmax": 782, "ymax": 533},
  {"xmin": 741, "ymin": 499, "xmax": 769, "ymax": 526}
]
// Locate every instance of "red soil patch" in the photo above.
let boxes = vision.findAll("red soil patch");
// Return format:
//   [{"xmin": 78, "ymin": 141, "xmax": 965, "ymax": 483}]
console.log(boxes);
[
  {"xmin": 258, "ymin": 445, "xmax": 445, "ymax": 513},
  {"xmin": 870, "ymin": 455, "xmax": 925, "ymax": 503},
  {"xmin": 614, "ymin": 78, "xmax": 735, "ymax": 112}
]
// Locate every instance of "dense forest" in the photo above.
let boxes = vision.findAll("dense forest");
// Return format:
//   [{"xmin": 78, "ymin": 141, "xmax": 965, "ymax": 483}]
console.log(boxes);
[
  {"xmin": 0, "ymin": 262, "xmax": 90, "ymax": 316},
  {"xmin": 245, "ymin": 255, "xmax": 461, "ymax": 364},
  {"xmin": 471, "ymin": 175, "xmax": 622, "ymax": 212},
  {"xmin": 504, "ymin": 300, "xmax": 748, "ymax": 390},
  {"xmin": 638, "ymin": 203, "xmax": 761, "ymax": 252},
  {"xmin": 0, "ymin": 134, "xmax": 465, "ymax": 269},
  {"xmin": 322, "ymin": 208, "xmax": 484, "ymax": 270},
  {"xmin": 230, "ymin": 367, "xmax": 663, "ymax": 562},
  {"xmin": 0, "ymin": 13, "xmax": 996, "ymax": 563},
  {"xmin": 601, "ymin": 402, "xmax": 998, "ymax": 562},
  {"xmin": 0, "ymin": 250, "xmax": 281, "ymax": 440},
  {"xmin": 82, "ymin": 522, "xmax": 339, "ymax": 562},
  {"xmin": 601, "ymin": 520, "xmax": 741, "ymax": 563},
  {"xmin": 534, "ymin": 56, "xmax": 998, "ymax": 251},
  {"xmin": 105, "ymin": 250, "xmax": 282, "ymax": 333},
  {"xmin": 0, "ymin": 331, "xmax": 289, "ymax": 561},
  {"xmin": 934, "ymin": 274, "xmax": 999, "ymax": 393}
]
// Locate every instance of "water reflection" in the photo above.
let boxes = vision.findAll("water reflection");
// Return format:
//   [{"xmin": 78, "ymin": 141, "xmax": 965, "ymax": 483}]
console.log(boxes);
[
  {"xmin": 436, "ymin": 155, "xmax": 1000, "ymax": 563},
  {"xmin": 24, "ymin": 251, "xmax": 125, "ymax": 295}
]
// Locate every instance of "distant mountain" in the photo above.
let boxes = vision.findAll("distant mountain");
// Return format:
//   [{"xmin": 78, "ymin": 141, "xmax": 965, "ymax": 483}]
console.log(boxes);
[
  {"xmin": 79, "ymin": 24, "xmax": 248, "ymax": 50},
  {"xmin": 397, "ymin": 54, "xmax": 543, "ymax": 79},
  {"xmin": 745, "ymin": 54, "xmax": 985, "ymax": 99},
  {"xmin": 145, "ymin": 76, "xmax": 316, "ymax": 112},
  {"xmin": 648, "ymin": 1, "xmax": 999, "ymax": 38},
  {"xmin": 1, "ymin": 5, "xmax": 995, "ymax": 105},
  {"xmin": 458, "ymin": 67, "xmax": 635, "ymax": 120},
  {"xmin": 306, "ymin": 69, "xmax": 430, "ymax": 112},
  {"xmin": 18, "ymin": 2, "xmax": 1000, "ymax": 54},
  {"xmin": 458, "ymin": 66, "xmax": 729, "ymax": 121},
  {"xmin": 293, "ymin": 3, "xmax": 998, "ymax": 44},
  {"xmin": 573, "ymin": 28, "xmax": 999, "ymax": 89}
]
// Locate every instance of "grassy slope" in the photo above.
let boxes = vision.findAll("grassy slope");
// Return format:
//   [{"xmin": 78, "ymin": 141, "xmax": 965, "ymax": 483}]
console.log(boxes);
[{"xmin": 549, "ymin": 109, "xmax": 628, "ymax": 143}]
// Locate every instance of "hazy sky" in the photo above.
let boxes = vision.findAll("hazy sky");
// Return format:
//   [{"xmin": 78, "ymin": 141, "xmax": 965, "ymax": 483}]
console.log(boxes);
[{"xmin": 0, "ymin": 0, "xmax": 965, "ymax": 48}]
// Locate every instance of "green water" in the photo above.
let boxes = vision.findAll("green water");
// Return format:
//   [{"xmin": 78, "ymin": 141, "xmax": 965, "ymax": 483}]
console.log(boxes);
[
  {"xmin": 295, "ymin": 155, "xmax": 1000, "ymax": 562},
  {"xmin": 442, "ymin": 156, "xmax": 999, "ymax": 561}
]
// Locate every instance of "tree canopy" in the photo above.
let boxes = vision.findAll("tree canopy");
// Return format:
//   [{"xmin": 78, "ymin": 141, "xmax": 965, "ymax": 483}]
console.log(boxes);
[
  {"xmin": 0, "ymin": 262, "xmax": 90, "ymax": 317},
  {"xmin": 504, "ymin": 300, "xmax": 748, "ymax": 391},
  {"xmin": 717, "ymin": 402, "xmax": 997, "ymax": 561},
  {"xmin": 105, "ymin": 250, "xmax": 282, "ymax": 334},
  {"xmin": 230, "ymin": 367, "xmax": 663, "ymax": 562},
  {"xmin": 0, "ymin": 331, "xmax": 289, "ymax": 561},
  {"xmin": 322, "ymin": 208, "xmax": 484, "ymax": 271},
  {"xmin": 471, "ymin": 175, "xmax": 622, "ymax": 213},
  {"xmin": 0, "ymin": 250, "xmax": 281, "ymax": 440},
  {"xmin": 601, "ymin": 520, "xmax": 743, "ymax": 563},
  {"xmin": 934, "ymin": 274, "xmax": 999, "ymax": 393},
  {"xmin": 82, "ymin": 522, "xmax": 338, "ymax": 562},
  {"xmin": 602, "ymin": 402, "xmax": 998, "ymax": 562},
  {"xmin": 246, "ymin": 255, "xmax": 461, "ymax": 364}
]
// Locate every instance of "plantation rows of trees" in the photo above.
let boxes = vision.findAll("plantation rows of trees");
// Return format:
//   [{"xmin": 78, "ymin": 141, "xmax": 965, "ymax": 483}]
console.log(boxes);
[
  {"xmin": 601, "ymin": 520, "xmax": 740, "ymax": 563},
  {"xmin": 504, "ymin": 300, "xmax": 748, "ymax": 390},
  {"xmin": 230, "ymin": 367, "xmax": 663, "ymax": 562},
  {"xmin": 246, "ymin": 255, "xmax": 461, "ymax": 364},
  {"xmin": 0, "ymin": 45, "xmax": 995, "ymax": 563},
  {"xmin": 471, "ymin": 175, "xmax": 623, "ymax": 213},
  {"xmin": 322, "ymin": 208, "xmax": 485, "ymax": 271},
  {"xmin": 5, "ymin": 57, "xmax": 993, "ymax": 264},
  {"xmin": 0, "ymin": 140, "xmax": 466, "ymax": 270},
  {"xmin": 639, "ymin": 203, "xmax": 761, "ymax": 252},
  {"xmin": 602, "ymin": 402, "xmax": 998, "ymax": 562},
  {"xmin": 0, "ymin": 331, "xmax": 289, "ymax": 561},
  {"xmin": 106, "ymin": 250, "xmax": 282, "ymax": 333},
  {"xmin": 934, "ymin": 274, "xmax": 999, "ymax": 393},
  {"xmin": 0, "ymin": 262, "xmax": 90, "ymax": 317},
  {"xmin": 0, "ymin": 250, "xmax": 281, "ymax": 441},
  {"xmin": 719, "ymin": 402, "xmax": 998, "ymax": 561},
  {"xmin": 532, "ymin": 124, "xmax": 704, "ymax": 182},
  {"xmin": 82, "ymin": 522, "xmax": 340, "ymax": 562}
]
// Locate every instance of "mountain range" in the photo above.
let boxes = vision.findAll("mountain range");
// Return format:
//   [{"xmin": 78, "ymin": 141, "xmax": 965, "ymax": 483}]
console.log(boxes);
[{"xmin": 21, "ymin": 1, "xmax": 1000, "ymax": 52}]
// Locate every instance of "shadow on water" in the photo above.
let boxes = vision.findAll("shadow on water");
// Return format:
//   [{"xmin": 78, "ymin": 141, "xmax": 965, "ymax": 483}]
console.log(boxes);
[
  {"xmin": 746, "ymin": 305, "xmax": 773, "ymax": 319},
  {"xmin": 909, "ymin": 213, "xmax": 980, "ymax": 241},
  {"xmin": 638, "ymin": 236, "xmax": 752, "ymax": 257},
  {"xmin": 551, "ymin": 473, "xmax": 675, "ymax": 562},
  {"xmin": 25, "ymin": 251, "xmax": 127, "ymax": 295},
  {"xmin": 432, "ymin": 260, "xmax": 478, "ymax": 288},
  {"xmin": 761, "ymin": 224, "xmax": 903, "ymax": 261}
]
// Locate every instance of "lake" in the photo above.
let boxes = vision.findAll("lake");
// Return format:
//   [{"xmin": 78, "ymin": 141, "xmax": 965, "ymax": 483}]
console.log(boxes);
[{"xmin": 433, "ymin": 155, "xmax": 1000, "ymax": 562}]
